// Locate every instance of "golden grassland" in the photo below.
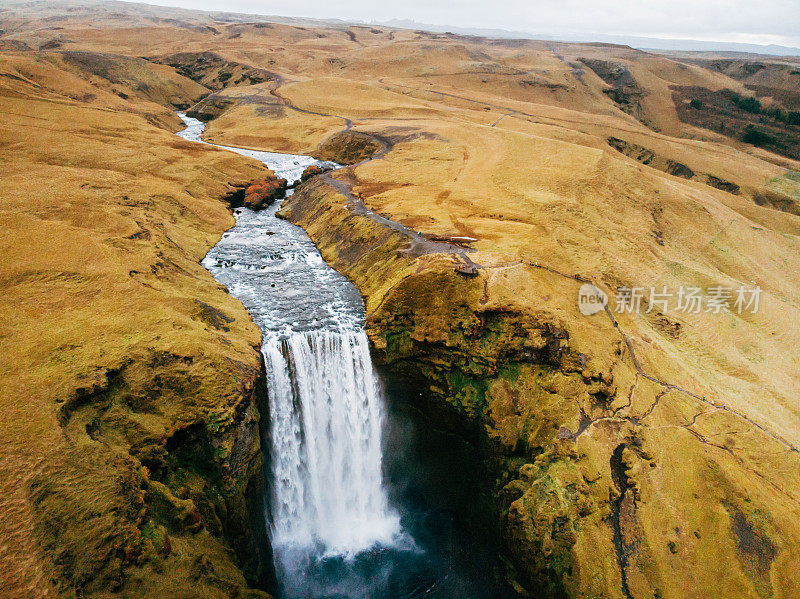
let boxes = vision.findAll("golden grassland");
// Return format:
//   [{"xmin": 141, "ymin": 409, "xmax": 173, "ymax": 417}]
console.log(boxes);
[
  {"xmin": 0, "ymin": 49, "xmax": 272, "ymax": 596},
  {"xmin": 1, "ymin": 1, "xmax": 800, "ymax": 596}
]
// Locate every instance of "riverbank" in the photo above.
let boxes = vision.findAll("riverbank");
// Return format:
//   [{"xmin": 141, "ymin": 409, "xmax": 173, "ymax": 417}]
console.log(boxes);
[
  {"xmin": 4, "ymin": 5, "xmax": 800, "ymax": 597},
  {"xmin": 0, "ymin": 51, "xmax": 278, "ymax": 596},
  {"xmin": 181, "ymin": 113, "xmax": 519, "ymax": 598}
]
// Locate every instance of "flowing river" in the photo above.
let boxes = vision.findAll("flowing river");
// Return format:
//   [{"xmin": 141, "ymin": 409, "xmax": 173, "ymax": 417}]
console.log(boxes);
[{"xmin": 176, "ymin": 114, "xmax": 512, "ymax": 598}]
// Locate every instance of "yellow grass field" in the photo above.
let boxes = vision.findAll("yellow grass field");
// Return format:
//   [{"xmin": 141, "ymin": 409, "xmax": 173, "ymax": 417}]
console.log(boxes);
[{"xmin": 1, "ymin": 1, "xmax": 799, "ymax": 597}]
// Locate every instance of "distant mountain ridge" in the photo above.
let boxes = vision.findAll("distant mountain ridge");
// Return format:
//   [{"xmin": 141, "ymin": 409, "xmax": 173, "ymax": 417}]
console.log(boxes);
[
  {"xmin": 373, "ymin": 18, "xmax": 800, "ymax": 57},
  {"xmin": 5, "ymin": 1, "xmax": 795, "ymax": 57}
]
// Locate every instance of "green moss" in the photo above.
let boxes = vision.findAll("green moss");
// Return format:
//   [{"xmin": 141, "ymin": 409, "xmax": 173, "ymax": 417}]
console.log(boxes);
[
  {"xmin": 384, "ymin": 325, "xmax": 414, "ymax": 359},
  {"xmin": 549, "ymin": 546, "xmax": 572, "ymax": 577},
  {"xmin": 446, "ymin": 370, "xmax": 489, "ymax": 417},
  {"xmin": 498, "ymin": 362, "xmax": 522, "ymax": 384},
  {"xmin": 139, "ymin": 522, "xmax": 169, "ymax": 559},
  {"xmin": 767, "ymin": 173, "xmax": 800, "ymax": 203}
]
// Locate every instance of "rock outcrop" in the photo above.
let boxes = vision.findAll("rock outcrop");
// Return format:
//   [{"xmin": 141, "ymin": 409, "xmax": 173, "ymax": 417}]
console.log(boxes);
[
  {"xmin": 581, "ymin": 58, "xmax": 652, "ymax": 127},
  {"xmin": 300, "ymin": 164, "xmax": 324, "ymax": 182},
  {"xmin": 242, "ymin": 176, "xmax": 288, "ymax": 210},
  {"xmin": 606, "ymin": 136, "xmax": 743, "ymax": 195}
]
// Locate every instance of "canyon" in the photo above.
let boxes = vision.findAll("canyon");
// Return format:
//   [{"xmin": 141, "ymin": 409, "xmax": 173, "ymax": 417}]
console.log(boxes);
[{"xmin": 1, "ymin": 1, "xmax": 800, "ymax": 597}]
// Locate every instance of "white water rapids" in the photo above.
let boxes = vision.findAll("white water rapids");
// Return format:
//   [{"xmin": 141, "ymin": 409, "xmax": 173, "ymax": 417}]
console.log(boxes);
[{"xmin": 175, "ymin": 114, "xmax": 405, "ymax": 584}]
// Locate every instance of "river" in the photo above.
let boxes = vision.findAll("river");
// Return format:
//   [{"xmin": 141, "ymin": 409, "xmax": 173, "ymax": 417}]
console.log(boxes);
[{"xmin": 176, "ymin": 113, "xmax": 513, "ymax": 599}]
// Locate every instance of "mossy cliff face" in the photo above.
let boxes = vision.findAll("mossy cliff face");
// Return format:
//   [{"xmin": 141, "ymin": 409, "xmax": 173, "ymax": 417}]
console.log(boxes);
[
  {"xmin": 33, "ymin": 357, "xmax": 271, "ymax": 596},
  {"xmin": 283, "ymin": 179, "xmax": 606, "ymax": 596},
  {"xmin": 367, "ymin": 273, "xmax": 603, "ymax": 597},
  {"xmin": 284, "ymin": 178, "xmax": 800, "ymax": 599}
]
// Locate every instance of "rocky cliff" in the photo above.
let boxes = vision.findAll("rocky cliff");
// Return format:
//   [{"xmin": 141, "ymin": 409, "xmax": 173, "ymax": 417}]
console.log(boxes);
[{"xmin": 284, "ymin": 170, "xmax": 800, "ymax": 598}]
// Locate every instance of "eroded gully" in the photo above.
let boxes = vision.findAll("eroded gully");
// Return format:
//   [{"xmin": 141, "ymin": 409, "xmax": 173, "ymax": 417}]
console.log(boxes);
[{"xmin": 176, "ymin": 88, "xmax": 799, "ymax": 595}]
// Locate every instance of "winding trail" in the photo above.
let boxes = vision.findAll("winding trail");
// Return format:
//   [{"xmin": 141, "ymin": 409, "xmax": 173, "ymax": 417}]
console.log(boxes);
[
  {"xmin": 228, "ymin": 76, "xmax": 800, "ymax": 460},
  {"xmin": 527, "ymin": 261, "xmax": 800, "ymax": 456},
  {"xmin": 490, "ymin": 111, "xmax": 515, "ymax": 127},
  {"xmin": 318, "ymin": 173, "xmax": 472, "ymax": 258},
  {"xmin": 269, "ymin": 79, "xmax": 353, "ymax": 130},
  {"xmin": 264, "ymin": 77, "xmax": 473, "ymax": 258}
]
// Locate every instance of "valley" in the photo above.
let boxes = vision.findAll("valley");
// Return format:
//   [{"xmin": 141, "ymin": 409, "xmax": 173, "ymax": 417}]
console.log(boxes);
[{"xmin": 1, "ymin": 1, "xmax": 799, "ymax": 597}]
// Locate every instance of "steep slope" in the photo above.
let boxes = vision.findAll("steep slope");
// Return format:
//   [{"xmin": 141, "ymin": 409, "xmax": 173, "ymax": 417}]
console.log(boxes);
[
  {"xmin": 0, "ymin": 50, "xmax": 273, "ymax": 596},
  {"xmin": 2, "ymin": 3, "xmax": 800, "ymax": 598},
  {"xmin": 58, "ymin": 49, "xmax": 208, "ymax": 108}
]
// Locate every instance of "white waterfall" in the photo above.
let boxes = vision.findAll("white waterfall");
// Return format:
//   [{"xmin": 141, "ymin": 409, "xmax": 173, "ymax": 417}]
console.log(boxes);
[
  {"xmin": 177, "ymin": 113, "xmax": 422, "ymax": 595},
  {"xmin": 264, "ymin": 330, "xmax": 402, "ymax": 561}
]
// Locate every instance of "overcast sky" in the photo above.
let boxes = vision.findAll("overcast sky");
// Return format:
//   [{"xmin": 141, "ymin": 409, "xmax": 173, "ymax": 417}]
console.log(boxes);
[{"xmin": 137, "ymin": 0, "xmax": 800, "ymax": 49}]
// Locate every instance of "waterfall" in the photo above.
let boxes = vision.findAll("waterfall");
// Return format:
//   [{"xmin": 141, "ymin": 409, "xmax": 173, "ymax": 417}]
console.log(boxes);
[
  {"xmin": 264, "ymin": 330, "xmax": 402, "ymax": 567},
  {"xmin": 180, "ymin": 111, "xmax": 505, "ymax": 599}
]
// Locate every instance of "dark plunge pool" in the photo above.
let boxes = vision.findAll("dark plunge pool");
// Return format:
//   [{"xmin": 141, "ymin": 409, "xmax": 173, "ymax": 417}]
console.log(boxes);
[{"xmin": 177, "ymin": 113, "xmax": 518, "ymax": 599}]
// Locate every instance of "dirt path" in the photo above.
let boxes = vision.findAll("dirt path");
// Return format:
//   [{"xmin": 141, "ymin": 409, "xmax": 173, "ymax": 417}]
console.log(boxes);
[
  {"xmin": 260, "ymin": 76, "xmax": 800, "ymax": 459},
  {"xmin": 527, "ymin": 262, "xmax": 800, "ymax": 456},
  {"xmin": 268, "ymin": 76, "xmax": 353, "ymax": 130}
]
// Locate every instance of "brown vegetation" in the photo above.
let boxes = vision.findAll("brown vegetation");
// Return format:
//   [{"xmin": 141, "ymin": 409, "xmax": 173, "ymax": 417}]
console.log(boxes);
[
  {"xmin": 1, "ymin": 1, "xmax": 799, "ymax": 597},
  {"xmin": 242, "ymin": 176, "xmax": 288, "ymax": 209}
]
